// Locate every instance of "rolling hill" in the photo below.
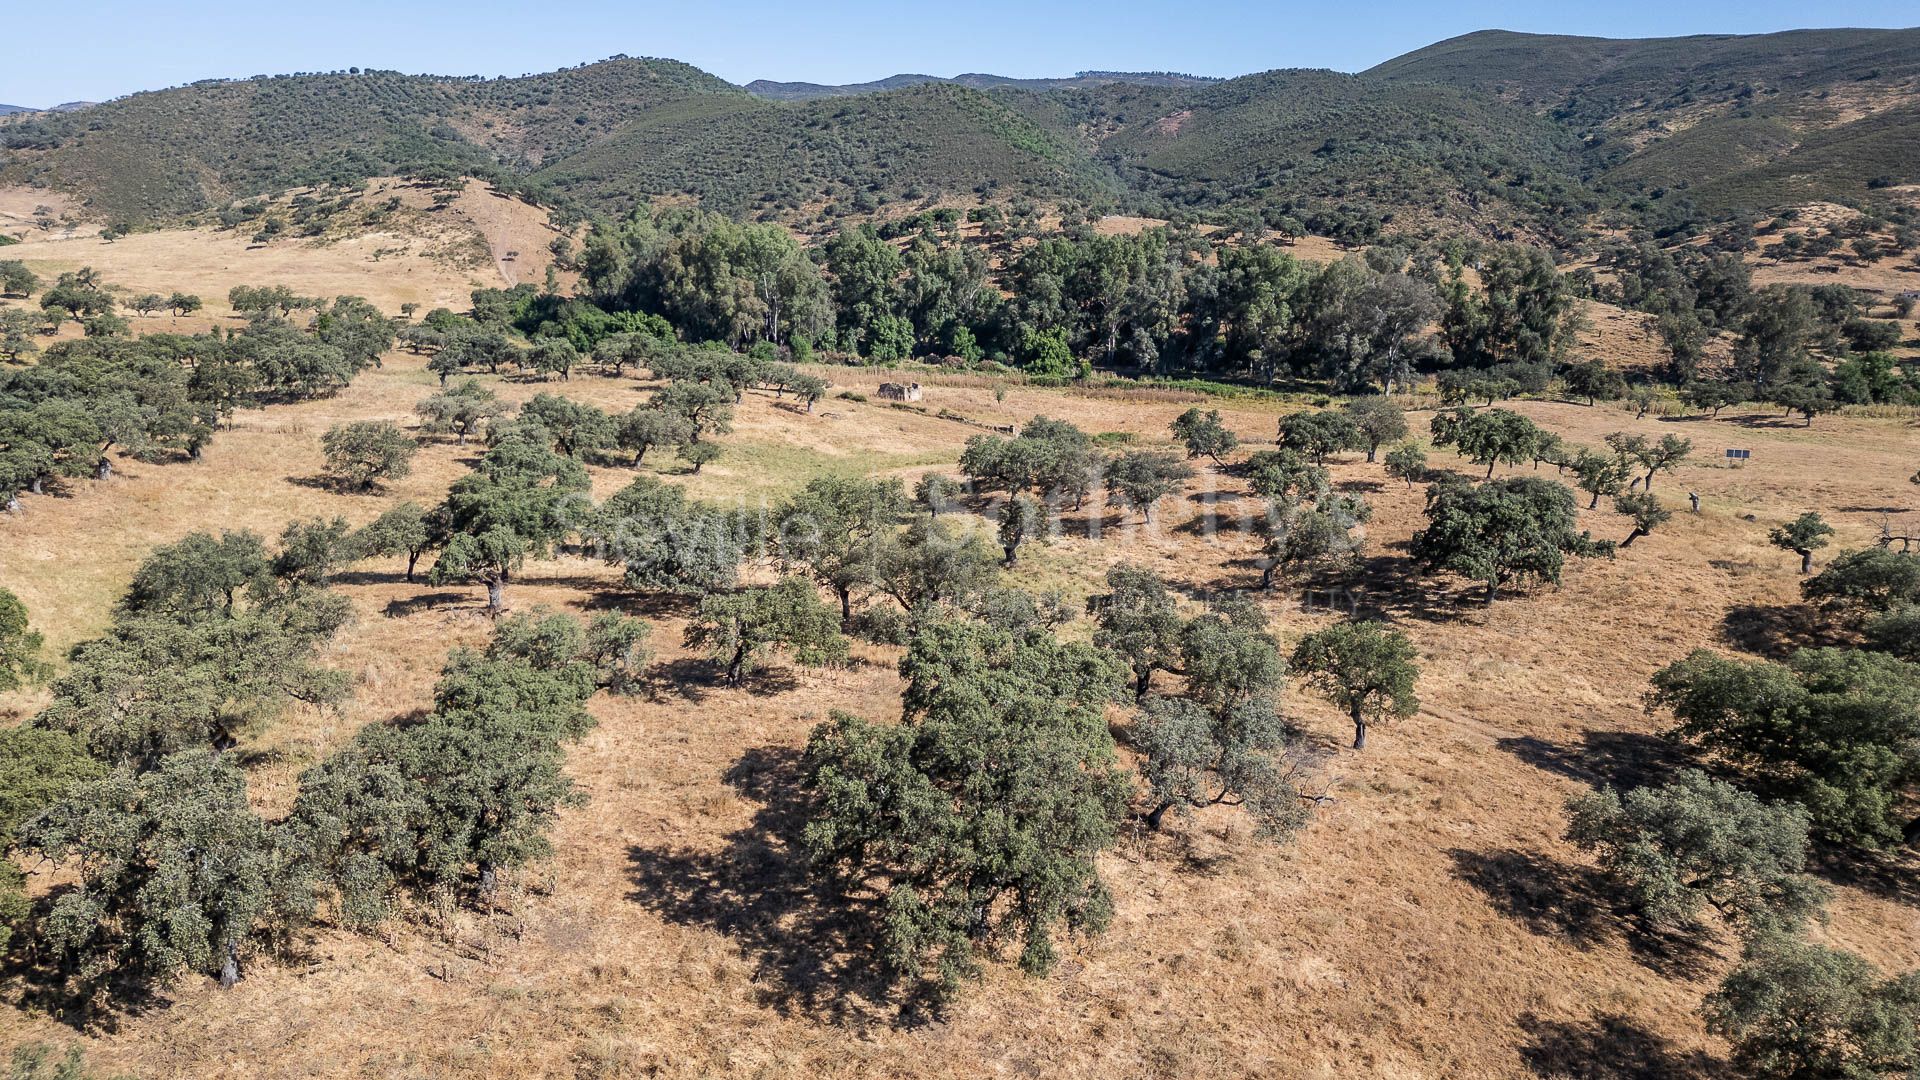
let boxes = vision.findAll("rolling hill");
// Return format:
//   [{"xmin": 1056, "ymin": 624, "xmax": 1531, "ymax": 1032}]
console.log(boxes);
[
  {"xmin": 1370, "ymin": 27, "xmax": 1920, "ymax": 211},
  {"xmin": 3, "ymin": 28, "xmax": 1916, "ymax": 231}
]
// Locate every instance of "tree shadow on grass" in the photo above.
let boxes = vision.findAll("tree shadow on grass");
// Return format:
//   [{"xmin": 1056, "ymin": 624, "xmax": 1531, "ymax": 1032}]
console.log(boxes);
[
  {"xmin": 1448, "ymin": 848, "xmax": 1717, "ymax": 980},
  {"xmin": 650, "ymin": 657, "xmax": 801, "ymax": 700},
  {"xmin": 1811, "ymin": 844, "xmax": 1920, "ymax": 908},
  {"xmin": 1516, "ymin": 1012, "xmax": 1718, "ymax": 1079},
  {"xmin": 1497, "ymin": 729, "xmax": 1695, "ymax": 792},
  {"xmin": 1449, "ymin": 848, "xmax": 1613, "ymax": 947},
  {"xmin": 1720, "ymin": 602, "xmax": 1845, "ymax": 659},
  {"xmin": 624, "ymin": 745, "xmax": 898, "ymax": 1022},
  {"xmin": 331, "ymin": 569, "xmax": 416, "ymax": 587},
  {"xmin": 1345, "ymin": 549, "xmax": 1480, "ymax": 625},
  {"xmin": 380, "ymin": 591, "xmax": 469, "ymax": 618}
]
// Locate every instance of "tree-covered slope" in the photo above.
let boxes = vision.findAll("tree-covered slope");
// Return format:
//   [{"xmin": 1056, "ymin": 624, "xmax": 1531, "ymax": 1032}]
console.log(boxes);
[
  {"xmin": 534, "ymin": 82, "xmax": 1120, "ymax": 217},
  {"xmin": 1019, "ymin": 70, "xmax": 1595, "ymax": 235},
  {"xmin": 1368, "ymin": 27, "xmax": 1920, "ymax": 211},
  {"xmin": 744, "ymin": 71, "xmax": 1222, "ymax": 101},
  {"xmin": 1367, "ymin": 27, "xmax": 1920, "ymax": 122},
  {"xmin": 4, "ymin": 28, "xmax": 1915, "ymax": 230},
  {"xmin": 0, "ymin": 59, "xmax": 741, "ymax": 219}
]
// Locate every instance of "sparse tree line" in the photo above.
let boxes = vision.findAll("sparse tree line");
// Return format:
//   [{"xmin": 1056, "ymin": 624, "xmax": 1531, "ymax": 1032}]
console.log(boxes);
[
  {"xmin": 1, "ymin": 270, "xmax": 394, "ymax": 512},
  {"xmin": 1576, "ymin": 236, "xmax": 1918, "ymax": 423},
  {"xmin": 1523, "ymin": 502, "xmax": 1920, "ymax": 1074},
  {"xmin": 2, "ymin": 263, "xmax": 204, "ymax": 357},
  {"xmin": 0, "ymin": 396, "xmax": 1450, "ymax": 1014},
  {"xmin": 0, "ymin": 519, "xmax": 647, "ymax": 1006}
]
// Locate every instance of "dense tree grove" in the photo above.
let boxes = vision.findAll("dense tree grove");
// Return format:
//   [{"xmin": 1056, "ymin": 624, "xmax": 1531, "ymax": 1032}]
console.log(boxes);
[
  {"xmin": 2, "ymin": 277, "xmax": 392, "ymax": 511},
  {"xmin": 567, "ymin": 209, "xmax": 1619, "ymax": 386}
]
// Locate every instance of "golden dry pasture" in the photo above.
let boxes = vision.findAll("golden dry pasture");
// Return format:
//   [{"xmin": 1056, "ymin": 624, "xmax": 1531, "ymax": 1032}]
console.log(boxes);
[{"xmin": 2, "ymin": 213, "xmax": 1919, "ymax": 1079}]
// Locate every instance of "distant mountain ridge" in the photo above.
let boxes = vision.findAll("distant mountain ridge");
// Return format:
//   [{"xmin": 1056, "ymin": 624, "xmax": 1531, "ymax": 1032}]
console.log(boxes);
[
  {"xmin": 0, "ymin": 102, "xmax": 94, "ymax": 115},
  {"xmin": 2, "ymin": 28, "xmax": 1914, "ymax": 233},
  {"xmin": 743, "ymin": 70, "xmax": 1222, "ymax": 100}
]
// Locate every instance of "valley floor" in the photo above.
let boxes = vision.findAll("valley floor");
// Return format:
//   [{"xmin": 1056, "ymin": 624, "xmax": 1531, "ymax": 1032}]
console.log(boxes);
[{"xmin": 3, "ymin": 346, "xmax": 1919, "ymax": 1078}]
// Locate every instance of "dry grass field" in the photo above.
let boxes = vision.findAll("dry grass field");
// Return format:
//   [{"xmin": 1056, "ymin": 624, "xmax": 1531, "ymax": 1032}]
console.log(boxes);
[
  {"xmin": 4, "ymin": 203, "xmax": 1920, "ymax": 1077},
  {"xmin": 0, "ymin": 177, "xmax": 569, "ymax": 325},
  {"xmin": 3, "ymin": 336, "xmax": 1919, "ymax": 1077}
]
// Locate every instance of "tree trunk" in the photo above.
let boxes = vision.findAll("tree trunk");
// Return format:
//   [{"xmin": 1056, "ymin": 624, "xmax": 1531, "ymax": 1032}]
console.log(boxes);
[
  {"xmin": 837, "ymin": 587, "xmax": 853, "ymax": 630},
  {"xmin": 405, "ymin": 550, "xmax": 421, "ymax": 583},
  {"xmin": 478, "ymin": 861, "xmax": 498, "ymax": 897},
  {"xmin": 485, "ymin": 577, "xmax": 505, "ymax": 613},
  {"xmin": 726, "ymin": 644, "xmax": 747, "ymax": 685},
  {"xmin": 1144, "ymin": 799, "xmax": 1174, "ymax": 831},
  {"xmin": 1134, "ymin": 668, "xmax": 1153, "ymax": 701},
  {"xmin": 1799, "ymin": 550, "xmax": 1813, "ymax": 575},
  {"xmin": 219, "ymin": 941, "xmax": 241, "ymax": 988},
  {"xmin": 1621, "ymin": 527, "xmax": 1646, "ymax": 548},
  {"xmin": 1485, "ymin": 460, "xmax": 1495, "ymax": 479},
  {"xmin": 1588, "ymin": 490, "xmax": 1602, "ymax": 510},
  {"xmin": 1003, "ymin": 545, "xmax": 1017, "ymax": 567},
  {"xmin": 1351, "ymin": 705, "xmax": 1369, "ymax": 750}
]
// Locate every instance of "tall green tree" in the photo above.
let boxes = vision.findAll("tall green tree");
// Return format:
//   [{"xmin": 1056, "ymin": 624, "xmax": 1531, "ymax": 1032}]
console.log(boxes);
[
  {"xmin": 1088, "ymin": 565, "xmax": 1187, "ymax": 700},
  {"xmin": 1567, "ymin": 770, "xmax": 1825, "ymax": 936},
  {"xmin": 684, "ymin": 578, "xmax": 848, "ymax": 684},
  {"xmin": 1705, "ymin": 934, "xmax": 1920, "ymax": 1080},
  {"xmin": 1411, "ymin": 476, "xmax": 1611, "ymax": 603},
  {"xmin": 1769, "ymin": 512, "xmax": 1834, "ymax": 575},
  {"xmin": 1290, "ymin": 620, "xmax": 1420, "ymax": 749},
  {"xmin": 25, "ymin": 751, "xmax": 313, "ymax": 993},
  {"xmin": 774, "ymin": 476, "xmax": 910, "ymax": 626},
  {"xmin": 430, "ymin": 428, "xmax": 591, "ymax": 612},
  {"xmin": 801, "ymin": 617, "xmax": 1130, "ymax": 1004},
  {"xmin": 321, "ymin": 420, "xmax": 417, "ymax": 492}
]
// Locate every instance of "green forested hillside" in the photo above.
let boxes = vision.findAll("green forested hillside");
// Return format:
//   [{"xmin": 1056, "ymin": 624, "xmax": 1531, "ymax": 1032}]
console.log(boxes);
[
  {"xmin": 3, "ymin": 28, "xmax": 1916, "ymax": 231},
  {"xmin": 743, "ymin": 70, "xmax": 1222, "ymax": 100},
  {"xmin": 1370, "ymin": 27, "xmax": 1920, "ymax": 213},
  {"xmin": 536, "ymin": 82, "xmax": 1119, "ymax": 218},
  {"xmin": 1366, "ymin": 27, "xmax": 1920, "ymax": 119},
  {"xmin": 0, "ymin": 58, "xmax": 741, "ymax": 219},
  {"xmin": 1015, "ymin": 70, "xmax": 1595, "ymax": 238}
]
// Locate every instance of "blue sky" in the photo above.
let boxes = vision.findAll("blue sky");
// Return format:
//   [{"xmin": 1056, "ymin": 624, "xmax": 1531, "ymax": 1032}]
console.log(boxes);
[{"xmin": 3, "ymin": 0, "xmax": 1915, "ymax": 106}]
